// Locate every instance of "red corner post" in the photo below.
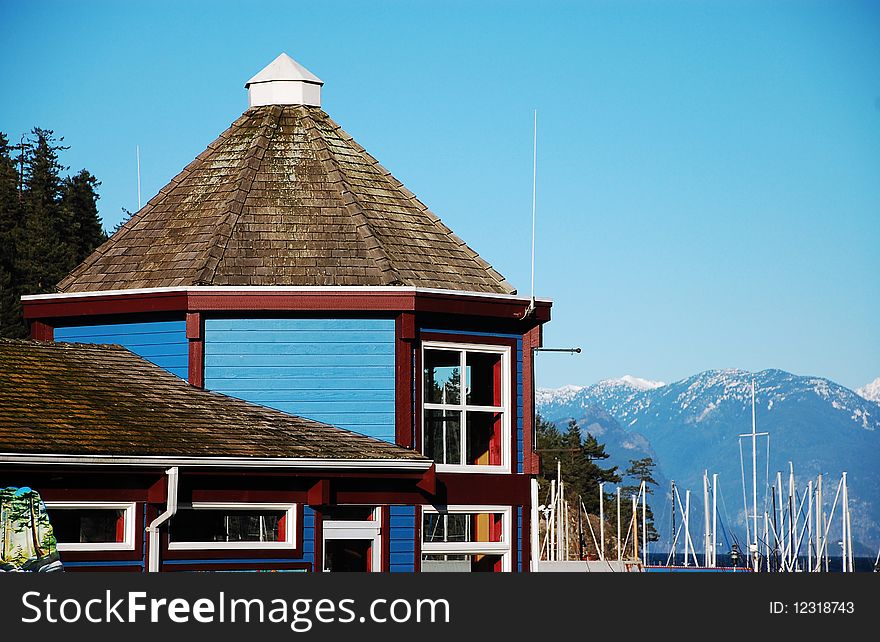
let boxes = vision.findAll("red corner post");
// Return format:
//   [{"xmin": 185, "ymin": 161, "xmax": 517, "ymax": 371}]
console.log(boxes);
[
  {"xmin": 395, "ymin": 312, "xmax": 416, "ymax": 448},
  {"xmin": 30, "ymin": 320, "xmax": 54, "ymax": 341},
  {"xmin": 522, "ymin": 324, "xmax": 543, "ymax": 475},
  {"xmin": 186, "ymin": 312, "xmax": 204, "ymax": 388}
]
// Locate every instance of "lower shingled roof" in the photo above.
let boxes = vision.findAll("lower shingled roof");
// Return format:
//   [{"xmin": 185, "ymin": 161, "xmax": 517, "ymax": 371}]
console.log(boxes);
[{"xmin": 0, "ymin": 339, "xmax": 427, "ymax": 464}]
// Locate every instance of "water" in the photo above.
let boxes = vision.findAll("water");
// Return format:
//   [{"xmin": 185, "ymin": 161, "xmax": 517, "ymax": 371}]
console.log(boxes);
[{"xmin": 646, "ymin": 552, "xmax": 876, "ymax": 572}]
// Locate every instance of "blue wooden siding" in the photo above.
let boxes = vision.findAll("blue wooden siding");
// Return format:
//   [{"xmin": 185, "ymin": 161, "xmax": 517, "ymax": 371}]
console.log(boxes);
[
  {"xmin": 388, "ymin": 505, "xmax": 416, "ymax": 572},
  {"xmin": 517, "ymin": 506, "xmax": 523, "ymax": 572},
  {"xmin": 55, "ymin": 320, "xmax": 188, "ymax": 380},
  {"xmin": 301, "ymin": 506, "xmax": 316, "ymax": 565},
  {"xmin": 204, "ymin": 318, "xmax": 396, "ymax": 442},
  {"xmin": 421, "ymin": 328, "xmax": 524, "ymax": 472}
]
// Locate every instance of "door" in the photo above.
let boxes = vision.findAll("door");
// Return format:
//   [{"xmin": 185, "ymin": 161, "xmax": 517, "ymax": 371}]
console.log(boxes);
[{"xmin": 321, "ymin": 507, "xmax": 382, "ymax": 572}]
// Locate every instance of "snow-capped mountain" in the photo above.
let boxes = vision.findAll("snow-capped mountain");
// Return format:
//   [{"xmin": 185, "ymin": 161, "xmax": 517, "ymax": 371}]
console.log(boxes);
[
  {"xmin": 537, "ymin": 369, "xmax": 880, "ymax": 552},
  {"xmin": 537, "ymin": 375, "xmax": 666, "ymax": 420},
  {"xmin": 857, "ymin": 377, "xmax": 880, "ymax": 403}
]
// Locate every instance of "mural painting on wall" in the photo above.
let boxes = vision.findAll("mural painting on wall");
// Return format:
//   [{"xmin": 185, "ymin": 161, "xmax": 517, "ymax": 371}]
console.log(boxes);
[{"xmin": 0, "ymin": 487, "xmax": 63, "ymax": 572}]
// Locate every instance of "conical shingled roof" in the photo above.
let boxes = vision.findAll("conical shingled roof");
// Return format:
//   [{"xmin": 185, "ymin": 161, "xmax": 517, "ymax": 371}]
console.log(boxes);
[{"xmin": 58, "ymin": 104, "xmax": 514, "ymax": 294}]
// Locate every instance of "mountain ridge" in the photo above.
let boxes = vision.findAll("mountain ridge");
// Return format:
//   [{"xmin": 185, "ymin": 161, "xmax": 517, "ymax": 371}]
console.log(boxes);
[{"xmin": 537, "ymin": 368, "xmax": 880, "ymax": 552}]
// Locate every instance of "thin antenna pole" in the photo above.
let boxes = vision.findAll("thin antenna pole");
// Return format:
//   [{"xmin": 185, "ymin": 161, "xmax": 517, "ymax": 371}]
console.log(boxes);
[
  {"xmin": 136, "ymin": 145, "xmax": 142, "ymax": 210},
  {"xmin": 529, "ymin": 109, "xmax": 537, "ymax": 308}
]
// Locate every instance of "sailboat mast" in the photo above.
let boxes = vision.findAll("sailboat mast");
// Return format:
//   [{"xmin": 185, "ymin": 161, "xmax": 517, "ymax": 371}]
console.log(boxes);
[
  {"xmin": 670, "ymin": 480, "xmax": 676, "ymax": 563},
  {"xmin": 703, "ymin": 471, "xmax": 711, "ymax": 567},
  {"xmin": 616, "ymin": 487, "xmax": 622, "ymax": 562},
  {"xmin": 599, "ymin": 482, "xmax": 605, "ymax": 561},
  {"xmin": 641, "ymin": 481, "xmax": 647, "ymax": 567},
  {"xmin": 751, "ymin": 379, "xmax": 759, "ymax": 571}
]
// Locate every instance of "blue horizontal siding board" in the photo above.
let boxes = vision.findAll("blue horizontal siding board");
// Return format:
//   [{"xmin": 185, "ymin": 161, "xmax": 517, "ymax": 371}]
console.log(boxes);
[
  {"xmin": 389, "ymin": 552, "xmax": 414, "ymax": 566},
  {"xmin": 389, "ymin": 515, "xmax": 416, "ymax": 528},
  {"xmin": 206, "ymin": 389, "xmax": 395, "ymax": 403},
  {"xmin": 390, "ymin": 540, "xmax": 415, "ymax": 554},
  {"xmin": 205, "ymin": 366, "xmax": 391, "ymax": 380},
  {"xmin": 205, "ymin": 377, "xmax": 395, "ymax": 391},
  {"xmin": 56, "ymin": 320, "xmax": 187, "ymax": 380},
  {"xmin": 204, "ymin": 318, "xmax": 396, "ymax": 443},
  {"xmin": 205, "ymin": 353, "xmax": 395, "ymax": 367},
  {"xmin": 207, "ymin": 330, "xmax": 393, "ymax": 344},
  {"xmin": 242, "ymin": 409, "xmax": 394, "ymax": 426},
  {"xmin": 209, "ymin": 342, "xmax": 394, "ymax": 356},
  {"xmin": 208, "ymin": 318, "xmax": 394, "ymax": 331}
]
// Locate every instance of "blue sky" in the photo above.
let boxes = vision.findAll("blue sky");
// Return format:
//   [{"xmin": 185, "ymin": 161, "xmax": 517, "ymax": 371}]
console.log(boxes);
[{"xmin": 1, "ymin": 0, "xmax": 877, "ymax": 390}]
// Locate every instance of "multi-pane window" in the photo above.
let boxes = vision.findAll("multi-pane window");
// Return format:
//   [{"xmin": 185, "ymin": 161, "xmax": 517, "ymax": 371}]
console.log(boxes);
[
  {"xmin": 423, "ymin": 343, "xmax": 509, "ymax": 471},
  {"xmin": 421, "ymin": 506, "xmax": 510, "ymax": 572},
  {"xmin": 168, "ymin": 503, "xmax": 295, "ymax": 550},
  {"xmin": 45, "ymin": 502, "xmax": 135, "ymax": 551}
]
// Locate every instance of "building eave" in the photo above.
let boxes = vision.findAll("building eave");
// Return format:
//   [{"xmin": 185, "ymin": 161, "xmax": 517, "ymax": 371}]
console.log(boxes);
[
  {"xmin": 0, "ymin": 452, "xmax": 433, "ymax": 471},
  {"xmin": 21, "ymin": 286, "xmax": 553, "ymax": 324}
]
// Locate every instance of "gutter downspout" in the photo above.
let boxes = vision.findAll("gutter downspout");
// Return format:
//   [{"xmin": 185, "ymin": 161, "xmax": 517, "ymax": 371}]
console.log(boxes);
[{"xmin": 147, "ymin": 467, "xmax": 179, "ymax": 573}]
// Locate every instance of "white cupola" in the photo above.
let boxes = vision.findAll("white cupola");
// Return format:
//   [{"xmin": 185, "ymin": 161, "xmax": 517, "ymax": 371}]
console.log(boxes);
[{"xmin": 245, "ymin": 53, "xmax": 323, "ymax": 108}]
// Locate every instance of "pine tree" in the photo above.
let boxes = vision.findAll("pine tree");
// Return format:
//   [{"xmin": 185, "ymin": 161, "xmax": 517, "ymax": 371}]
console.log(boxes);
[
  {"xmin": 618, "ymin": 457, "xmax": 661, "ymax": 544},
  {"xmin": 0, "ymin": 128, "xmax": 107, "ymax": 335},
  {"xmin": 19, "ymin": 128, "xmax": 74, "ymax": 294},
  {"xmin": 60, "ymin": 169, "xmax": 107, "ymax": 264},
  {"xmin": 536, "ymin": 416, "xmax": 620, "ymax": 514},
  {"xmin": 0, "ymin": 133, "xmax": 25, "ymax": 337}
]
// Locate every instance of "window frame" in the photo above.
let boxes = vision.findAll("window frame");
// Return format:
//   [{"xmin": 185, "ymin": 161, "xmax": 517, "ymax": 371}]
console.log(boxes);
[
  {"xmin": 44, "ymin": 501, "xmax": 137, "ymax": 552},
  {"xmin": 321, "ymin": 506, "xmax": 383, "ymax": 572},
  {"xmin": 420, "ymin": 505, "xmax": 512, "ymax": 572},
  {"xmin": 421, "ymin": 341, "xmax": 511, "ymax": 473},
  {"xmin": 167, "ymin": 502, "xmax": 297, "ymax": 551}
]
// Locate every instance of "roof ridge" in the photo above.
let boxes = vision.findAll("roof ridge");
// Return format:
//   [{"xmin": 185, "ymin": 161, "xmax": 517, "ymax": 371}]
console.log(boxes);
[
  {"xmin": 194, "ymin": 106, "xmax": 282, "ymax": 286},
  {"xmin": 56, "ymin": 114, "xmax": 248, "ymax": 293},
  {"xmin": 300, "ymin": 108, "xmax": 403, "ymax": 286},
  {"xmin": 331, "ymin": 120, "xmax": 516, "ymax": 294}
]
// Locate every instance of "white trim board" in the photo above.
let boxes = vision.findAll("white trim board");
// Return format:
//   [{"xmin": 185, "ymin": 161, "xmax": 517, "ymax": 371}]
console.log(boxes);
[
  {"xmin": 0, "ymin": 453, "xmax": 432, "ymax": 470},
  {"xmin": 21, "ymin": 285, "xmax": 551, "ymax": 305}
]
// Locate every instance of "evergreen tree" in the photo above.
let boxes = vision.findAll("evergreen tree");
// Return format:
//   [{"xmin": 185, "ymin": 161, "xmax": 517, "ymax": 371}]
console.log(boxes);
[
  {"xmin": 60, "ymin": 169, "xmax": 106, "ymax": 263},
  {"xmin": 0, "ymin": 128, "xmax": 106, "ymax": 335},
  {"xmin": 618, "ymin": 457, "xmax": 661, "ymax": 545},
  {"xmin": 536, "ymin": 416, "xmax": 620, "ymax": 514},
  {"xmin": 0, "ymin": 133, "xmax": 25, "ymax": 337},
  {"xmin": 112, "ymin": 206, "xmax": 134, "ymax": 235},
  {"xmin": 19, "ymin": 128, "xmax": 76, "ymax": 294}
]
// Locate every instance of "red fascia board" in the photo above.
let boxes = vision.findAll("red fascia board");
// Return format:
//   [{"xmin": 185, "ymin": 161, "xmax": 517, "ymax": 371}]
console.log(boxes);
[
  {"xmin": 23, "ymin": 289, "xmax": 550, "ymax": 324},
  {"xmin": 189, "ymin": 291, "xmax": 415, "ymax": 313},
  {"xmin": 414, "ymin": 292, "xmax": 551, "ymax": 323},
  {"xmin": 22, "ymin": 291, "xmax": 188, "ymax": 319}
]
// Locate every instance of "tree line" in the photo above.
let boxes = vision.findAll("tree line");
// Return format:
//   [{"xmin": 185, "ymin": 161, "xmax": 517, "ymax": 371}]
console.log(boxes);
[
  {"xmin": 0, "ymin": 129, "xmax": 107, "ymax": 338},
  {"xmin": 536, "ymin": 416, "xmax": 660, "ymax": 559}
]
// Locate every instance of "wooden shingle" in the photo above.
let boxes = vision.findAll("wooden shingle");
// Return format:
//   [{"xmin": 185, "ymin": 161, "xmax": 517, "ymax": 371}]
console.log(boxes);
[
  {"xmin": 0, "ymin": 340, "xmax": 427, "ymax": 462},
  {"xmin": 58, "ymin": 107, "xmax": 514, "ymax": 294}
]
